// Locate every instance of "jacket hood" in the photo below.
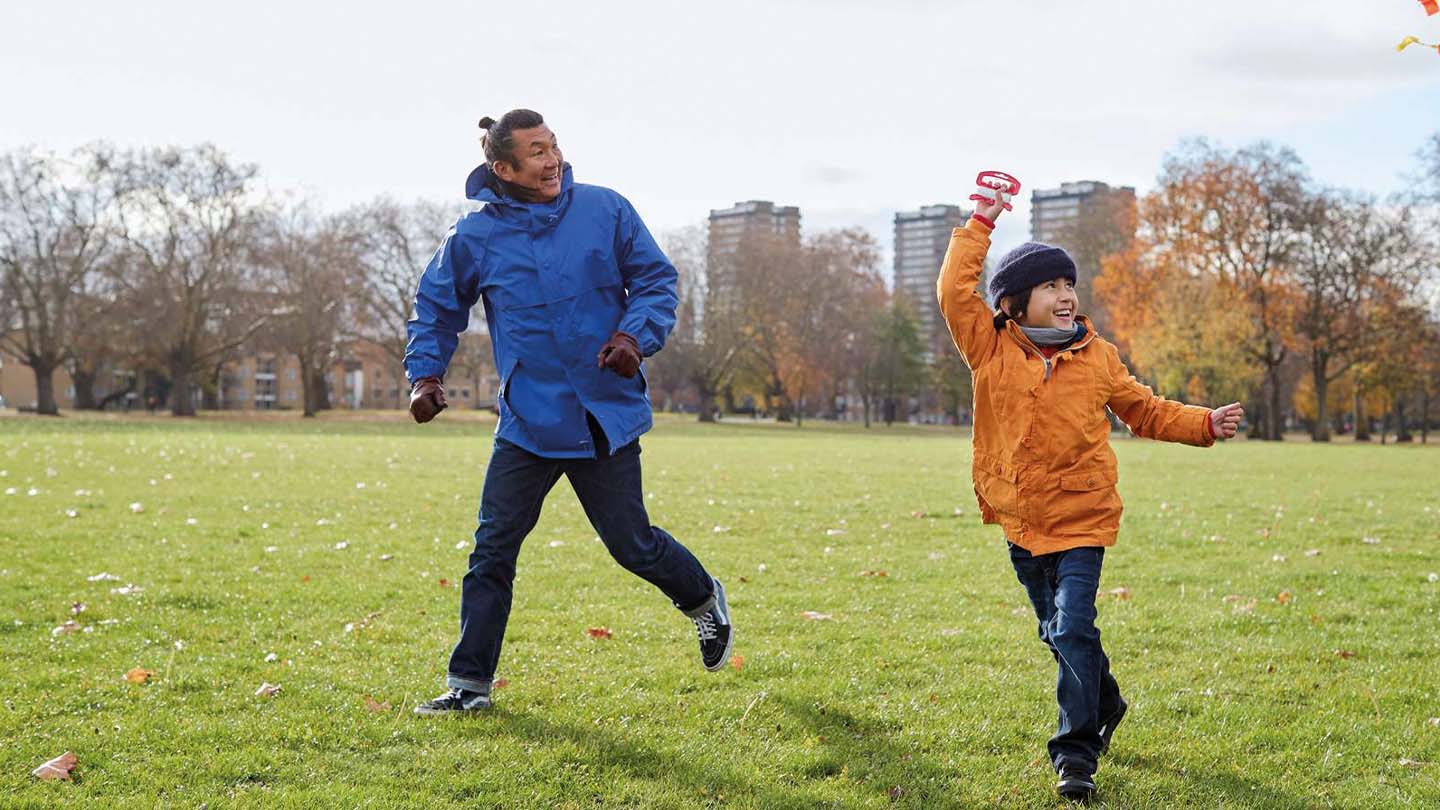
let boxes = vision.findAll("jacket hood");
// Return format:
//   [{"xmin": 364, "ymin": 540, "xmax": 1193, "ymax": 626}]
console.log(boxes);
[{"xmin": 465, "ymin": 162, "xmax": 574, "ymax": 205}]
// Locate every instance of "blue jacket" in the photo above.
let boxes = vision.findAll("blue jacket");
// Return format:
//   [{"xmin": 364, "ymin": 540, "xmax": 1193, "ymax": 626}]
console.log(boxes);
[{"xmin": 404, "ymin": 163, "xmax": 678, "ymax": 458}]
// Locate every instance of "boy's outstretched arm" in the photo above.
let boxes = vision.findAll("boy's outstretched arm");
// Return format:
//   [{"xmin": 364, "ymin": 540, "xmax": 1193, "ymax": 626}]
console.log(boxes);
[
  {"xmin": 936, "ymin": 197, "xmax": 1006, "ymax": 369},
  {"xmin": 1103, "ymin": 343, "xmax": 1221, "ymax": 446}
]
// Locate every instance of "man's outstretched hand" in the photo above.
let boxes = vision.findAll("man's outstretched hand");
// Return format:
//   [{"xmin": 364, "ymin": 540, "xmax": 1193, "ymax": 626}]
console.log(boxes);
[
  {"xmin": 1210, "ymin": 402, "xmax": 1244, "ymax": 440},
  {"xmin": 410, "ymin": 377, "xmax": 447, "ymax": 423},
  {"xmin": 596, "ymin": 332, "xmax": 641, "ymax": 378}
]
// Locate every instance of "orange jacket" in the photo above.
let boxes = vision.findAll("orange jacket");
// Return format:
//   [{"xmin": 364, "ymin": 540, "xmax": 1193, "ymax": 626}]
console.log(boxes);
[{"xmin": 937, "ymin": 217, "xmax": 1214, "ymax": 555}]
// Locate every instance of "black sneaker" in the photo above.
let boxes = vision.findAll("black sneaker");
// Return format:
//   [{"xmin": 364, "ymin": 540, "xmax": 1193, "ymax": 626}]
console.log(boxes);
[
  {"xmin": 1056, "ymin": 767, "xmax": 1097, "ymax": 801},
  {"xmin": 1098, "ymin": 698, "xmax": 1128, "ymax": 755},
  {"xmin": 413, "ymin": 687, "xmax": 491, "ymax": 716},
  {"xmin": 692, "ymin": 578, "xmax": 733, "ymax": 671}
]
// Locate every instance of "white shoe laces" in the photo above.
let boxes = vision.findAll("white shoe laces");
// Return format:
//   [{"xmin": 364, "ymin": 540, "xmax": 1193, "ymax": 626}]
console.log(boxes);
[{"xmin": 693, "ymin": 613, "xmax": 718, "ymax": 642}]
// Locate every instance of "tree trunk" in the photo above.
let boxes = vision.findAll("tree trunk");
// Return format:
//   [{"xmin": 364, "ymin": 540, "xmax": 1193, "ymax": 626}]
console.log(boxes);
[
  {"xmin": 862, "ymin": 393, "xmax": 871, "ymax": 428},
  {"xmin": 170, "ymin": 364, "xmax": 196, "ymax": 417},
  {"xmin": 1395, "ymin": 395, "xmax": 1413, "ymax": 443},
  {"xmin": 1421, "ymin": 390, "xmax": 1430, "ymax": 444},
  {"xmin": 696, "ymin": 381, "xmax": 716, "ymax": 423},
  {"xmin": 312, "ymin": 368, "xmax": 332, "ymax": 411},
  {"xmin": 1353, "ymin": 385, "xmax": 1371, "ymax": 441},
  {"xmin": 1311, "ymin": 357, "xmax": 1330, "ymax": 442},
  {"xmin": 71, "ymin": 367, "xmax": 99, "ymax": 410},
  {"xmin": 32, "ymin": 361, "xmax": 60, "ymax": 415},
  {"xmin": 1265, "ymin": 364, "xmax": 1284, "ymax": 440}
]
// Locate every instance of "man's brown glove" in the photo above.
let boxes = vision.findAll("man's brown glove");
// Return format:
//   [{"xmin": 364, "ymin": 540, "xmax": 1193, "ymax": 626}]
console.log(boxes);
[
  {"xmin": 596, "ymin": 332, "xmax": 642, "ymax": 378},
  {"xmin": 409, "ymin": 376, "xmax": 447, "ymax": 423}
]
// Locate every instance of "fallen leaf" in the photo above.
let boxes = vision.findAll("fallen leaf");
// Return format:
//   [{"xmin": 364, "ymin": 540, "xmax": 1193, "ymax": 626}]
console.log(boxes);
[
  {"xmin": 255, "ymin": 682, "xmax": 282, "ymax": 697},
  {"xmin": 909, "ymin": 510, "xmax": 926, "ymax": 519},
  {"xmin": 825, "ymin": 529, "xmax": 846, "ymax": 537},
  {"xmin": 129, "ymin": 502, "xmax": 144, "ymax": 514},
  {"xmin": 1304, "ymin": 549, "xmax": 1321, "ymax": 557},
  {"xmin": 379, "ymin": 554, "xmax": 393, "ymax": 562},
  {"xmin": 859, "ymin": 570, "xmax": 888, "ymax": 578},
  {"xmin": 124, "ymin": 667, "xmax": 153, "ymax": 684},
  {"xmin": 1104, "ymin": 587, "xmax": 1132, "ymax": 600},
  {"xmin": 86, "ymin": 572, "xmax": 120, "ymax": 582},
  {"xmin": 51, "ymin": 620, "xmax": 81, "ymax": 636},
  {"xmin": 586, "ymin": 627, "xmax": 613, "ymax": 639},
  {"xmin": 437, "ymin": 578, "xmax": 449, "ymax": 588},
  {"xmin": 363, "ymin": 695, "xmax": 391, "ymax": 713},
  {"xmin": 730, "ymin": 654, "xmax": 744, "ymax": 671},
  {"xmin": 31, "ymin": 751, "xmax": 77, "ymax": 781},
  {"xmin": 1335, "ymin": 649, "xmax": 1357, "ymax": 659},
  {"xmin": 1276, "ymin": 590, "xmax": 1293, "ymax": 605},
  {"xmin": 800, "ymin": 611, "xmax": 832, "ymax": 621},
  {"xmin": 889, "ymin": 785, "xmax": 906, "ymax": 801},
  {"xmin": 1427, "ymin": 717, "xmax": 1439, "ymax": 727},
  {"xmin": 1399, "ymin": 758, "xmax": 1425, "ymax": 769},
  {"xmin": 493, "ymin": 678, "xmax": 509, "ymax": 690},
  {"xmin": 70, "ymin": 602, "xmax": 85, "ymax": 615}
]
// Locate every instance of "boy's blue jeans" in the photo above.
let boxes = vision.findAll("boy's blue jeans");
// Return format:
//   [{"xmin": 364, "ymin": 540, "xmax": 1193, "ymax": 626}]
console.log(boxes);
[
  {"xmin": 1007, "ymin": 542, "xmax": 1123, "ymax": 775},
  {"xmin": 445, "ymin": 431, "xmax": 716, "ymax": 693}
]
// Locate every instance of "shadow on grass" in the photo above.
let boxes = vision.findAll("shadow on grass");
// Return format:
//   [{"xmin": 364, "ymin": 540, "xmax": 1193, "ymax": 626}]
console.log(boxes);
[{"xmin": 1110, "ymin": 750, "xmax": 1314, "ymax": 809}]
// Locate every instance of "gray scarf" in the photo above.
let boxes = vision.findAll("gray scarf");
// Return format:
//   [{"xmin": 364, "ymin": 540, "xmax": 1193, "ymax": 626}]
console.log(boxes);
[{"xmin": 1020, "ymin": 323, "xmax": 1084, "ymax": 348}]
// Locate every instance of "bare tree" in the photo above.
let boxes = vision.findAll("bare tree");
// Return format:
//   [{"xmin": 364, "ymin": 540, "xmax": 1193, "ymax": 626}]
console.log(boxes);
[
  {"xmin": 254, "ymin": 202, "xmax": 356, "ymax": 416},
  {"xmin": 651, "ymin": 226, "xmax": 746, "ymax": 421},
  {"xmin": 348, "ymin": 198, "xmax": 461, "ymax": 368},
  {"xmin": 112, "ymin": 145, "xmax": 268, "ymax": 416},
  {"xmin": 0, "ymin": 145, "xmax": 120, "ymax": 414}
]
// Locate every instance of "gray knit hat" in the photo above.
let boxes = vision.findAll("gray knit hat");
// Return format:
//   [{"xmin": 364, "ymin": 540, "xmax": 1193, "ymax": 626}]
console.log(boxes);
[{"xmin": 987, "ymin": 242, "xmax": 1077, "ymax": 307}]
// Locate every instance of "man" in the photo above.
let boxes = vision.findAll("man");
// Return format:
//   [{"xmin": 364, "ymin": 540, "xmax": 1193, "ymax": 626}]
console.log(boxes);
[{"xmin": 405, "ymin": 109, "xmax": 732, "ymax": 715}]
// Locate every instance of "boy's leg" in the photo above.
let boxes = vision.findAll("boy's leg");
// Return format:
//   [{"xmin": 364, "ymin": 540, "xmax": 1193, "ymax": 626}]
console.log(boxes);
[
  {"xmin": 445, "ymin": 439, "xmax": 564, "ymax": 692},
  {"xmin": 564, "ymin": 436, "xmax": 715, "ymax": 614},
  {"xmin": 1045, "ymin": 546, "xmax": 1107, "ymax": 775}
]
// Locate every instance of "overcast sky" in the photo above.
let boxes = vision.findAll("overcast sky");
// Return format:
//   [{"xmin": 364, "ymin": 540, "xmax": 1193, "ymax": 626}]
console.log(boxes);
[{"xmin": 3, "ymin": 1, "xmax": 1437, "ymax": 269}]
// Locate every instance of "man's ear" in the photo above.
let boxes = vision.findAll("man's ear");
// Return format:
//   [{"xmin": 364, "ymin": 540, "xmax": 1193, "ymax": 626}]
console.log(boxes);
[{"xmin": 492, "ymin": 160, "xmax": 514, "ymax": 182}]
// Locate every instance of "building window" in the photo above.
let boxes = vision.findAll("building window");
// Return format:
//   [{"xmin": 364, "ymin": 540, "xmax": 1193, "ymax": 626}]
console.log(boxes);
[{"xmin": 287, "ymin": 368, "xmax": 297, "ymax": 380}]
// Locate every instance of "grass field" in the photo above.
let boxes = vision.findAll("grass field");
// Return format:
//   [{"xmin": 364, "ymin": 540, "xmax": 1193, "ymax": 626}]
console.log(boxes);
[{"xmin": 1, "ymin": 412, "xmax": 1438, "ymax": 809}]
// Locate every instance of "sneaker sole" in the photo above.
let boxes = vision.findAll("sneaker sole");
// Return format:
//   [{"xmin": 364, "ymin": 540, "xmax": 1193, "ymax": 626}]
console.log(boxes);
[
  {"xmin": 703, "ymin": 579, "xmax": 735, "ymax": 672},
  {"xmin": 412, "ymin": 703, "xmax": 490, "ymax": 716}
]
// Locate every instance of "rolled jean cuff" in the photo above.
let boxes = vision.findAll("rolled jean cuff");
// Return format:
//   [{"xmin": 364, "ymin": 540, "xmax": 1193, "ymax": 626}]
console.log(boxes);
[
  {"xmin": 679, "ymin": 593, "xmax": 716, "ymax": 619},
  {"xmin": 445, "ymin": 675, "xmax": 492, "ymax": 695}
]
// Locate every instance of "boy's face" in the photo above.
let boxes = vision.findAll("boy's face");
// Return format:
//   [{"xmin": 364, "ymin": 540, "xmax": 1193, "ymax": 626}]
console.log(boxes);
[
  {"xmin": 1021, "ymin": 277, "xmax": 1078, "ymax": 329},
  {"xmin": 492, "ymin": 124, "xmax": 564, "ymax": 202}
]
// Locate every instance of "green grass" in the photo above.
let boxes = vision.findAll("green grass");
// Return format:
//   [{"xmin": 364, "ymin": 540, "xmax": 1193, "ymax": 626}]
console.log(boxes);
[{"xmin": 1, "ymin": 412, "xmax": 1438, "ymax": 809}]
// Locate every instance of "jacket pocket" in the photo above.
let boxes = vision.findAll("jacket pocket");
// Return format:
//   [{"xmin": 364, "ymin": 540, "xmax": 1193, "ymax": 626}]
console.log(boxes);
[
  {"xmin": 1059, "ymin": 468, "xmax": 1118, "ymax": 492},
  {"xmin": 972, "ymin": 453, "xmax": 1019, "ymax": 519}
]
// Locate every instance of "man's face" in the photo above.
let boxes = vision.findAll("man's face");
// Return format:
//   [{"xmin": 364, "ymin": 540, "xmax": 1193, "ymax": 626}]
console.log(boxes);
[
  {"xmin": 493, "ymin": 124, "xmax": 563, "ymax": 202},
  {"xmin": 1021, "ymin": 277, "xmax": 1078, "ymax": 329}
]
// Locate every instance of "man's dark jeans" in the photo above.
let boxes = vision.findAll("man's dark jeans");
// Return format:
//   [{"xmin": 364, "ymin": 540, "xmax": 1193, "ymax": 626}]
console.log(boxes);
[
  {"xmin": 1008, "ymin": 542, "xmax": 1123, "ymax": 775},
  {"xmin": 446, "ymin": 432, "xmax": 715, "ymax": 692}
]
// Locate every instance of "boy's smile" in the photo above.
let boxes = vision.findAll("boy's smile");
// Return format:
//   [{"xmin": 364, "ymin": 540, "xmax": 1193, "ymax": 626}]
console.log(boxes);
[{"xmin": 1022, "ymin": 277, "xmax": 1078, "ymax": 329}]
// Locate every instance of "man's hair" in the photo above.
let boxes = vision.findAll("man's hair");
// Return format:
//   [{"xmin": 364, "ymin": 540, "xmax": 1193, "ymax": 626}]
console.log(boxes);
[{"xmin": 478, "ymin": 109, "xmax": 546, "ymax": 166}]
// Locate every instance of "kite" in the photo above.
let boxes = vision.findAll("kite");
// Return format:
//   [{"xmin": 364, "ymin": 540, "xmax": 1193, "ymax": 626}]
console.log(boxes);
[
  {"xmin": 1397, "ymin": 35, "xmax": 1440, "ymax": 55},
  {"xmin": 1396, "ymin": 1, "xmax": 1439, "ymax": 56}
]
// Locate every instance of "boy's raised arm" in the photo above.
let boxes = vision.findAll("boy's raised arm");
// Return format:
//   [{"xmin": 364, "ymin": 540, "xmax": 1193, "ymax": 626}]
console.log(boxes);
[{"xmin": 937, "ymin": 215, "xmax": 1001, "ymax": 369}]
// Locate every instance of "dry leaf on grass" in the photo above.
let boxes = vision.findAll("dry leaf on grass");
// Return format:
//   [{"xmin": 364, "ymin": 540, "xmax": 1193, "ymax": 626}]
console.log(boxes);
[
  {"xmin": 255, "ymin": 682, "xmax": 282, "ymax": 697},
  {"xmin": 730, "ymin": 654, "xmax": 744, "ymax": 671},
  {"xmin": 124, "ymin": 667, "xmax": 153, "ymax": 684},
  {"xmin": 493, "ymin": 678, "xmax": 509, "ymax": 690},
  {"xmin": 363, "ymin": 695, "xmax": 391, "ymax": 713},
  {"xmin": 51, "ymin": 620, "xmax": 81, "ymax": 636},
  {"xmin": 1304, "ymin": 549, "xmax": 1321, "ymax": 557},
  {"xmin": 1103, "ymin": 587, "xmax": 1132, "ymax": 600},
  {"xmin": 31, "ymin": 751, "xmax": 77, "ymax": 781},
  {"xmin": 859, "ymin": 570, "xmax": 888, "ymax": 578},
  {"xmin": 800, "ymin": 611, "xmax": 832, "ymax": 621},
  {"xmin": 1276, "ymin": 591, "xmax": 1293, "ymax": 605},
  {"xmin": 437, "ymin": 578, "xmax": 449, "ymax": 588},
  {"xmin": 585, "ymin": 627, "xmax": 613, "ymax": 639},
  {"xmin": 888, "ymin": 785, "xmax": 906, "ymax": 801},
  {"xmin": 1335, "ymin": 649, "xmax": 1357, "ymax": 659}
]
